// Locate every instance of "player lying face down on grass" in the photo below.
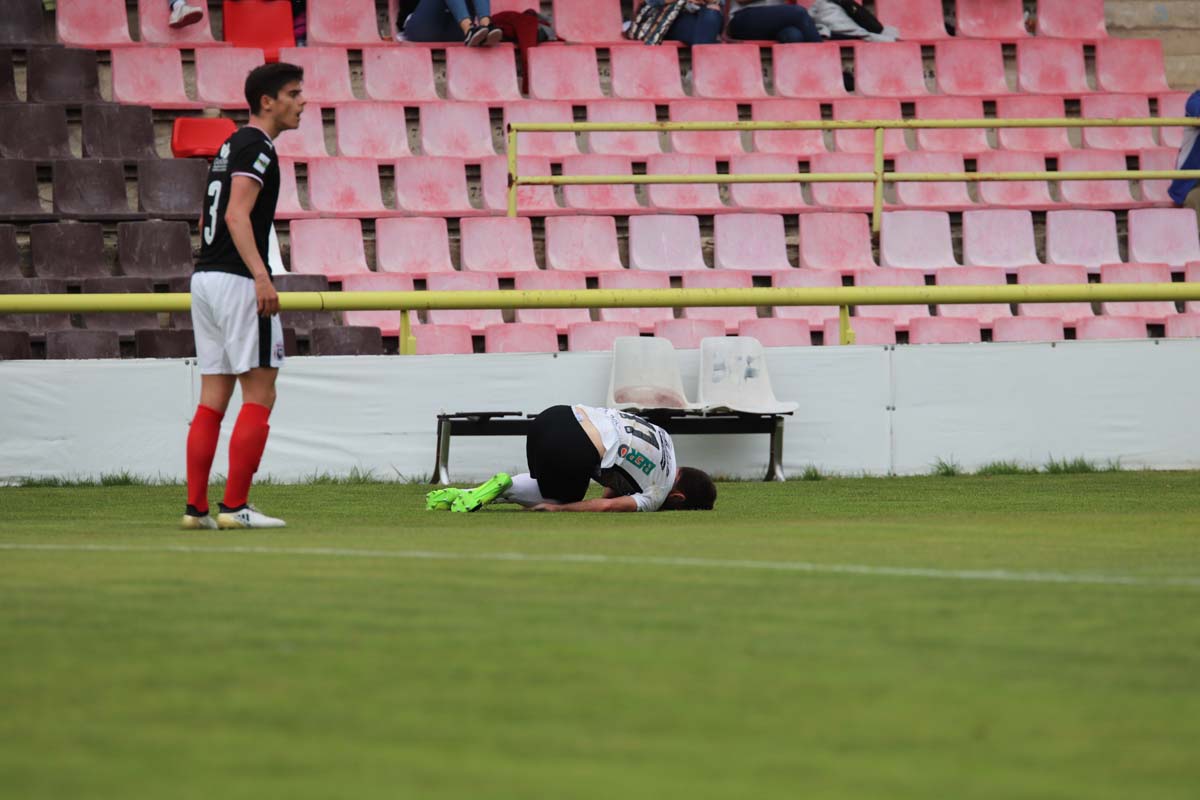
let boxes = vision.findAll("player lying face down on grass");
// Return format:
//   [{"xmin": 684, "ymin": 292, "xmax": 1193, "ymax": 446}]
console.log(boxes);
[{"xmin": 427, "ymin": 405, "xmax": 718, "ymax": 513}]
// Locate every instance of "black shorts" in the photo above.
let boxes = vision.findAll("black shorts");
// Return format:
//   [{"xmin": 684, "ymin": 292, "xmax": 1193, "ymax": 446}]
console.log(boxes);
[{"xmin": 526, "ymin": 405, "xmax": 601, "ymax": 504}]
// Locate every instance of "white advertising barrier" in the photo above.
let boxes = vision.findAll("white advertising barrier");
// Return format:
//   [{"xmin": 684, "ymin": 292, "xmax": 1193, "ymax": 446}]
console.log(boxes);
[{"xmin": 0, "ymin": 339, "xmax": 1196, "ymax": 481}]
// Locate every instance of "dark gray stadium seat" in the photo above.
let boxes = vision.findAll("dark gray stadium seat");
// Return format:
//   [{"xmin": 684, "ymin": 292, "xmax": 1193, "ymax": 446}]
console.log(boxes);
[
  {"xmin": 83, "ymin": 104, "xmax": 157, "ymax": 160},
  {"xmin": 274, "ymin": 273, "xmax": 335, "ymax": 333},
  {"xmin": 45, "ymin": 329, "xmax": 120, "ymax": 360},
  {"xmin": 53, "ymin": 159, "xmax": 143, "ymax": 220},
  {"xmin": 0, "ymin": 330, "xmax": 33, "ymax": 360},
  {"xmin": 0, "ymin": 160, "xmax": 50, "ymax": 222},
  {"xmin": 28, "ymin": 47, "xmax": 101, "ymax": 103},
  {"xmin": 0, "ymin": 277, "xmax": 72, "ymax": 333},
  {"xmin": 137, "ymin": 158, "xmax": 207, "ymax": 219},
  {"xmin": 30, "ymin": 222, "xmax": 109, "ymax": 279},
  {"xmin": 82, "ymin": 277, "xmax": 160, "ymax": 335},
  {"xmin": 0, "ymin": 226, "xmax": 20, "ymax": 278},
  {"xmin": 118, "ymin": 220, "xmax": 192, "ymax": 278},
  {"xmin": 0, "ymin": 1, "xmax": 53, "ymax": 46},
  {"xmin": 310, "ymin": 326, "xmax": 383, "ymax": 356},
  {"xmin": 0, "ymin": 103, "xmax": 72, "ymax": 160},
  {"xmin": 0, "ymin": 49, "xmax": 16, "ymax": 102},
  {"xmin": 135, "ymin": 329, "xmax": 196, "ymax": 359}
]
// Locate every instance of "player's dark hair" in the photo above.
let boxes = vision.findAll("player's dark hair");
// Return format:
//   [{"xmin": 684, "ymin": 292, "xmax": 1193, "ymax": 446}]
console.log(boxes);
[
  {"xmin": 663, "ymin": 466, "xmax": 717, "ymax": 511},
  {"xmin": 245, "ymin": 62, "xmax": 304, "ymax": 114}
]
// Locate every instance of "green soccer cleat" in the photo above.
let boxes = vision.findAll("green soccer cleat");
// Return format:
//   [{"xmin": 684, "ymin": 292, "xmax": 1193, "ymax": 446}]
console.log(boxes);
[
  {"xmin": 450, "ymin": 472, "xmax": 512, "ymax": 513},
  {"xmin": 425, "ymin": 486, "xmax": 464, "ymax": 511}
]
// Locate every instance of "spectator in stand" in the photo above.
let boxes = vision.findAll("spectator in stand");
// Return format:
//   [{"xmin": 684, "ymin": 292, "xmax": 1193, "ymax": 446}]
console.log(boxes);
[
  {"xmin": 167, "ymin": 0, "xmax": 204, "ymax": 28},
  {"xmin": 1168, "ymin": 90, "xmax": 1200, "ymax": 228},
  {"xmin": 726, "ymin": 0, "xmax": 821, "ymax": 44},
  {"xmin": 399, "ymin": 0, "xmax": 503, "ymax": 46},
  {"xmin": 631, "ymin": 0, "xmax": 724, "ymax": 46}
]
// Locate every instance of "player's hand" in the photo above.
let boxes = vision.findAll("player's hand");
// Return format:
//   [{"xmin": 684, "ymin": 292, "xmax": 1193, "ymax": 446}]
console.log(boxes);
[
  {"xmin": 531, "ymin": 503, "xmax": 561, "ymax": 512},
  {"xmin": 255, "ymin": 275, "xmax": 279, "ymax": 317}
]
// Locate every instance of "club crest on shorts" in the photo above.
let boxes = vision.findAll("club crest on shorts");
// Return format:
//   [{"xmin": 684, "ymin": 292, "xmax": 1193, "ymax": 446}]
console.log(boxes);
[{"xmin": 274, "ymin": 340, "xmax": 285, "ymax": 360}]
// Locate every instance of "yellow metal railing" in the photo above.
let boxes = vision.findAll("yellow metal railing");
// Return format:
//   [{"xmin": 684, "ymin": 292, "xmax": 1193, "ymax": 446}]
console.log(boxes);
[{"xmin": 505, "ymin": 117, "xmax": 1200, "ymax": 232}]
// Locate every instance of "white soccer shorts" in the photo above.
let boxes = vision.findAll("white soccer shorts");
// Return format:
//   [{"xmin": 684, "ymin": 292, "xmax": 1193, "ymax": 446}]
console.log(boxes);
[{"xmin": 190, "ymin": 271, "xmax": 285, "ymax": 375}]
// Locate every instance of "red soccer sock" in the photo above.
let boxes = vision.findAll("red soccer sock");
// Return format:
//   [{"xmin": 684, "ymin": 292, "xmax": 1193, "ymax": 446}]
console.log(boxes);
[
  {"xmin": 222, "ymin": 402, "xmax": 272, "ymax": 510},
  {"xmin": 186, "ymin": 404, "xmax": 224, "ymax": 514}
]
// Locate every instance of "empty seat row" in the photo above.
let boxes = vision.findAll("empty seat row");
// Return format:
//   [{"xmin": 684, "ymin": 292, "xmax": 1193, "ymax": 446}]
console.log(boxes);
[
  {"xmin": 0, "ymin": 221, "xmax": 193, "ymax": 280},
  {"xmin": 0, "ymin": 103, "xmax": 163, "ymax": 161},
  {"xmin": 0, "ymin": 159, "xmax": 206, "ymax": 222}
]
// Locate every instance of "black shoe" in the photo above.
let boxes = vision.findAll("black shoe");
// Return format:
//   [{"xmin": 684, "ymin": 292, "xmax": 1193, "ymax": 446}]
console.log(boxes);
[
  {"xmin": 484, "ymin": 25, "xmax": 503, "ymax": 46},
  {"xmin": 464, "ymin": 25, "xmax": 488, "ymax": 46}
]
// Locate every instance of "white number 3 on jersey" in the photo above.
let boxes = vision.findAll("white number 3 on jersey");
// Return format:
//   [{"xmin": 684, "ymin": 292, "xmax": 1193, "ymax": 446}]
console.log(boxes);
[{"xmin": 202, "ymin": 180, "xmax": 222, "ymax": 245}]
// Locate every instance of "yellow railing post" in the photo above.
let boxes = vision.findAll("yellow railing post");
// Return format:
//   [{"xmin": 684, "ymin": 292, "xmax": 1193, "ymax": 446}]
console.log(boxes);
[
  {"xmin": 872, "ymin": 126, "xmax": 885, "ymax": 235},
  {"xmin": 506, "ymin": 125, "xmax": 518, "ymax": 218},
  {"xmin": 839, "ymin": 305, "xmax": 856, "ymax": 346},
  {"xmin": 399, "ymin": 309, "xmax": 416, "ymax": 355}
]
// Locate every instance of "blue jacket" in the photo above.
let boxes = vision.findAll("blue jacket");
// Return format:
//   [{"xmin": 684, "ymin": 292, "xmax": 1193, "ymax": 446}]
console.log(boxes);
[{"xmin": 1167, "ymin": 90, "xmax": 1200, "ymax": 206}]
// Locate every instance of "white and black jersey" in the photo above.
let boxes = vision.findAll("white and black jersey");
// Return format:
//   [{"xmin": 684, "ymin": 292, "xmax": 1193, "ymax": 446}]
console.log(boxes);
[
  {"xmin": 196, "ymin": 126, "xmax": 279, "ymax": 280},
  {"xmin": 576, "ymin": 406, "xmax": 678, "ymax": 512}
]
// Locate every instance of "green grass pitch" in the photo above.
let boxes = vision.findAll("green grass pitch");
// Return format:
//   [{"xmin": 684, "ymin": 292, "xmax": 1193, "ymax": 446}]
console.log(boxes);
[{"xmin": 2, "ymin": 473, "xmax": 1199, "ymax": 799}]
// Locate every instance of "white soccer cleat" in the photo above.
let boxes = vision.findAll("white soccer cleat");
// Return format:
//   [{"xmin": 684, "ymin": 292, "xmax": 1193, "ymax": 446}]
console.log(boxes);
[
  {"xmin": 168, "ymin": 2, "xmax": 204, "ymax": 28},
  {"xmin": 180, "ymin": 513, "xmax": 218, "ymax": 531},
  {"xmin": 217, "ymin": 503, "xmax": 286, "ymax": 529}
]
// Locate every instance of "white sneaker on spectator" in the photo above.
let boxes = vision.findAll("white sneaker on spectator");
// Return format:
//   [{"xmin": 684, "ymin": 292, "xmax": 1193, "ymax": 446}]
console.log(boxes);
[{"xmin": 169, "ymin": 2, "xmax": 204, "ymax": 28}]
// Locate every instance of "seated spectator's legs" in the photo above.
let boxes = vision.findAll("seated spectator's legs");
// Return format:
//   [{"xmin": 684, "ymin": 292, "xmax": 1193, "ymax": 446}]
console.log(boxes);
[
  {"xmin": 664, "ymin": 7, "xmax": 724, "ymax": 46},
  {"xmin": 728, "ymin": 6, "xmax": 821, "ymax": 43},
  {"xmin": 405, "ymin": 0, "xmax": 473, "ymax": 41}
]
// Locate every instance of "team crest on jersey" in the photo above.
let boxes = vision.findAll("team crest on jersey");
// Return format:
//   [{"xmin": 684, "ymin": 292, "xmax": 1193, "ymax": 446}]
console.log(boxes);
[
  {"xmin": 618, "ymin": 444, "xmax": 656, "ymax": 476},
  {"xmin": 212, "ymin": 142, "xmax": 231, "ymax": 172},
  {"xmin": 253, "ymin": 153, "xmax": 271, "ymax": 174}
]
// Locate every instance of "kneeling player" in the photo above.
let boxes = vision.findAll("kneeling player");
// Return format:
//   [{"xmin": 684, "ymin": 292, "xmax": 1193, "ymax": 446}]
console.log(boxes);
[{"xmin": 427, "ymin": 405, "xmax": 717, "ymax": 513}]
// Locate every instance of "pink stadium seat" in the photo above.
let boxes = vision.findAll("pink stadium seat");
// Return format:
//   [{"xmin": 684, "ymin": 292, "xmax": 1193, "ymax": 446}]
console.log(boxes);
[
  {"xmin": 1016, "ymin": 264, "xmax": 1092, "ymax": 324},
  {"xmin": 597, "ymin": 270, "xmax": 674, "ymax": 331},
  {"xmin": 728, "ymin": 154, "xmax": 806, "ymax": 212},
  {"xmin": 1057, "ymin": 150, "xmax": 1136, "ymax": 208},
  {"xmin": 853, "ymin": 268, "xmax": 930, "ymax": 328},
  {"xmin": 874, "ymin": 0, "xmax": 950, "ymax": 40},
  {"xmin": 955, "ymin": 0, "xmax": 1027, "ymax": 39},
  {"xmin": 833, "ymin": 99, "xmax": 907, "ymax": 155},
  {"xmin": 1165, "ymin": 315, "xmax": 1200, "ymax": 339},
  {"xmin": 336, "ymin": 103, "xmax": 411, "ymax": 159},
  {"xmin": 527, "ymin": 47, "xmax": 603, "ymax": 100},
  {"xmin": 750, "ymin": 100, "xmax": 826, "ymax": 157},
  {"xmin": 609, "ymin": 46, "xmax": 686, "ymax": 101},
  {"xmin": 894, "ymin": 153, "xmax": 971, "ymax": 210},
  {"xmin": 1138, "ymin": 148, "xmax": 1176, "ymax": 204},
  {"xmin": 1081, "ymin": 95, "xmax": 1156, "ymax": 151},
  {"xmin": 629, "ymin": 215, "xmax": 708, "ymax": 272},
  {"xmin": 307, "ymin": 0, "xmax": 385, "ymax": 46},
  {"xmin": 799, "ymin": 213, "xmax": 877, "ymax": 271},
  {"xmin": 138, "ymin": 0, "xmax": 221, "ymax": 45},
  {"xmin": 552, "ymin": 0, "xmax": 625, "ymax": 43},
  {"xmin": 275, "ymin": 103, "xmax": 328, "ymax": 159},
  {"xmin": 772, "ymin": 43, "xmax": 848, "ymax": 99},
  {"xmin": 1128, "ymin": 208, "xmax": 1200, "ymax": 267},
  {"xmin": 513, "ymin": 272, "xmax": 591, "ymax": 331},
  {"xmin": 446, "ymin": 46, "xmax": 521, "ymax": 102},
  {"xmin": 1158, "ymin": 92, "xmax": 1190, "ymax": 149},
  {"xmin": 223, "ymin": 0, "xmax": 294, "ymax": 62},
  {"xmin": 111, "ymin": 49, "xmax": 199, "ymax": 109},
  {"xmin": 57, "ymin": 0, "xmax": 133, "ymax": 47},
  {"xmin": 340, "ymin": 274, "xmax": 415, "ymax": 335},
  {"xmin": 771, "ymin": 270, "xmax": 842, "ymax": 327},
  {"xmin": 414, "ymin": 325, "xmax": 474, "ymax": 356},
  {"xmin": 1100, "ymin": 262, "xmax": 1176, "ymax": 322},
  {"xmin": 823, "ymin": 317, "xmax": 897, "ymax": 346},
  {"xmin": 646, "ymin": 154, "xmax": 724, "ymax": 214},
  {"xmin": 376, "ymin": 218, "xmax": 453, "ymax": 276},
  {"xmin": 914, "ymin": 97, "xmax": 990, "ymax": 154},
  {"xmin": 1046, "ymin": 210, "xmax": 1120, "ymax": 270},
  {"xmin": 669, "ymin": 100, "xmax": 743, "ymax": 156},
  {"xmin": 908, "ymin": 317, "xmax": 983, "ymax": 344},
  {"xmin": 692, "ymin": 44, "xmax": 766, "ymax": 99},
  {"xmin": 992, "ymin": 317, "xmax": 1065, "ymax": 343},
  {"xmin": 880, "ymin": 211, "xmax": 957, "ymax": 271},
  {"xmin": 1036, "ymin": 0, "xmax": 1106, "ymax": 39},
  {"xmin": 288, "ymin": 218, "xmax": 369, "ymax": 276},
  {"xmin": 963, "ymin": 210, "xmax": 1039, "ymax": 268},
  {"xmin": 737, "ymin": 318, "xmax": 811, "ymax": 347},
  {"xmin": 306, "ymin": 159, "xmax": 387, "ymax": 217},
  {"xmin": 482, "ymin": 156, "xmax": 559, "ymax": 215},
  {"xmin": 715, "ymin": 212, "xmax": 792, "ymax": 272},
  {"xmin": 933, "ymin": 266, "xmax": 1012, "ymax": 325},
  {"xmin": 567, "ymin": 321, "xmax": 641, "ymax": 352},
  {"xmin": 505, "ymin": 102, "xmax": 579, "ymax": 157},
  {"xmin": 933, "ymin": 41, "xmax": 1009, "ymax": 96},
  {"xmin": 488, "ymin": 322, "xmax": 565, "ymax": 353},
  {"xmin": 363, "ymin": 48, "xmax": 438, "ymax": 102},
  {"xmin": 809, "ymin": 152, "xmax": 875, "ymax": 212},
  {"xmin": 461, "ymin": 217, "xmax": 538, "ymax": 275},
  {"xmin": 426, "ymin": 273, "xmax": 504, "ymax": 333},
  {"xmin": 545, "ymin": 216, "xmax": 624, "ymax": 273},
  {"xmin": 1016, "ymin": 40, "xmax": 1089, "ymax": 95},
  {"xmin": 1075, "ymin": 317, "xmax": 1147, "ymax": 340},
  {"xmin": 394, "ymin": 158, "xmax": 475, "ymax": 216},
  {"xmin": 278, "ymin": 48, "xmax": 355, "ymax": 104},
  {"xmin": 562, "ymin": 155, "xmax": 641, "ymax": 215},
  {"xmin": 586, "ymin": 101, "xmax": 661, "ymax": 157},
  {"xmin": 654, "ymin": 319, "xmax": 726, "ymax": 350},
  {"xmin": 1095, "ymin": 39, "xmax": 1169, "ymax": 94},
  {"xmin": 196, "ymin": 48, "xmax": 266, "ymax": 108},
  {"xmin": 996, "ymin": 96, "xmax": 1072, "ymax": 153},
  {"xmin": 681, "ymin": 271, "xmax": 757, "ymax": 332},
  {"xmin": 276, "ymin": 159, "xmax": 317, "ymax": 219},
  {"xmin": 421, "ymin": 104, "xmax": 495, "ymax": 159},
  {"xmin": 975, "ymin": 151, "xmax": 1056, "ymax": 209},
  {"xmin": 854, "ymin": 42, "xmax": 928, "ymax": 98}
]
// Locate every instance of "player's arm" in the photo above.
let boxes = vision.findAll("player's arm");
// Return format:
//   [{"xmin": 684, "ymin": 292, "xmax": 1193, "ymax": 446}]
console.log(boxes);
[
  {"xmin": 224, "ymin": 175, "xmax": 279, "ymax": 316},
  {"xmin": 532, "ymin": 496, "xmax": 639, "ymax": 513}
]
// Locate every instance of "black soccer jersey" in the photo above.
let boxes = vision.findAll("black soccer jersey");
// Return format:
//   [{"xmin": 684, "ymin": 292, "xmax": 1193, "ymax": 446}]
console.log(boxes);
[{"xmin": 196, "ymin": 126, "xmax": 280, "ymax": 280}]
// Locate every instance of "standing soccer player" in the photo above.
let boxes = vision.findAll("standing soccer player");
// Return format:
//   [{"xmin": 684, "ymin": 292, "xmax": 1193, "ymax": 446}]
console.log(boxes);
[{"xmin": 181, "ymin": 63, "xmax": 305, "ymax": 530}]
